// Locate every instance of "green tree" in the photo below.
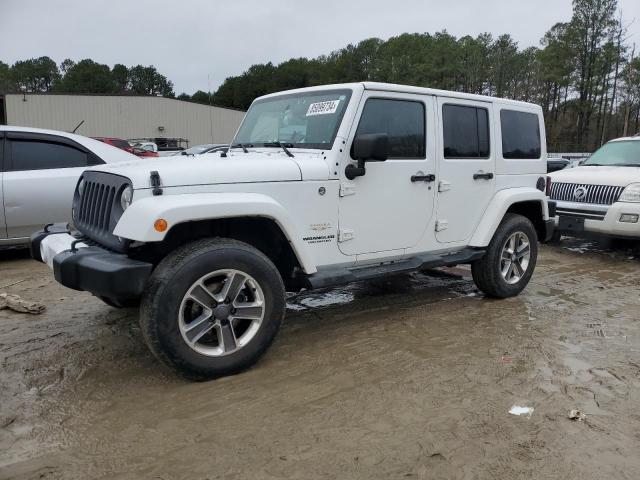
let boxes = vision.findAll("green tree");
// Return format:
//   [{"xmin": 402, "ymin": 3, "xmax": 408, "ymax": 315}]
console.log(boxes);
[
  {"xmin": 111, "ymin": 64, "xmax": 129, "ymax": 92},
  {"xmin": 128, "ymin": 65, "xmax": 174, "ymax": 96},
  {"xmin": 11, "ymin": 56, "xmax": 60, "ymax": 92},
  {"xmin": 56, "ymin": 59, "xmax": 113, "ymax": 93},
  {"xmin": 0, "ymin": 61, "xmax": 15, "ymax": 93}
]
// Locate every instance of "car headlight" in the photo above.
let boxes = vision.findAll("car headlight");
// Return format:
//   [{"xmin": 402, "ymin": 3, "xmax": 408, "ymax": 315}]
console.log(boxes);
[
  {"xmin": 120, "ymin": 185, "xmax": 133, "ymax": 211},
  {"xmin": 618, "ymin": 183, "xmax": 640, "ymax": 203},
  {"xmin": 77, "ymin": 178, "xmax": 85, "ymax": 196}
]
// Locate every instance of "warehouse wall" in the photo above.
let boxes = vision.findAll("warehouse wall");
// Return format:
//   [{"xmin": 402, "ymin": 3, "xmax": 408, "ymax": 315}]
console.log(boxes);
[{"xmin": 4, "ymin": 94, "xmax": 245, "ymax": 146}]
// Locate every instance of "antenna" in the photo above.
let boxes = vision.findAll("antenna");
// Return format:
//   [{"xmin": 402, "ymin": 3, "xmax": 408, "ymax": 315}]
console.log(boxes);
[{"xmin": 71, "ymin": 120, "xmax": 85, "ymax": 133}]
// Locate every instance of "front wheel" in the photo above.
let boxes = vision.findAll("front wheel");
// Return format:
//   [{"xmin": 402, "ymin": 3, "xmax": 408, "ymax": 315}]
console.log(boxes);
[
  {"xmin": 471, "ymin": 214, "xmax": 538, "ymax": 298},
  {"xmin": 140, "ymin": 238, "xmax": 285, "ymax": 380}
]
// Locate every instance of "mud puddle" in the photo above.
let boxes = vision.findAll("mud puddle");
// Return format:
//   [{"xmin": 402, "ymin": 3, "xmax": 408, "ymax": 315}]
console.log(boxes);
[{"xmin": 1, "ymin": 244, "xmax": 640, "ymax": 479}]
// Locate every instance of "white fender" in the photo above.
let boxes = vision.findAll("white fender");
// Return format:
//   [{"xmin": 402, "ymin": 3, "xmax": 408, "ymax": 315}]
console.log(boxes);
[
  {"xmin": 468, "ymin": 188, "xmax": 549, "ymax": 247},
  {"xmin": 113, "ymin": 192, "xmax": 317, "ymax": 273}
]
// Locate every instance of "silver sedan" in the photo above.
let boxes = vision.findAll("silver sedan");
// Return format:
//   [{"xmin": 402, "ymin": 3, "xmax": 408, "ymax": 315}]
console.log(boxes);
[{"xmin": 0, "ymin": 126, "xmax": 136, "ymax": 248}]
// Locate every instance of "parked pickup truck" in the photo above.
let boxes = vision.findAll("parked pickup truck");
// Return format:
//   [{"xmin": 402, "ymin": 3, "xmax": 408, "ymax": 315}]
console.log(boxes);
[{"xmin": 31, "ymin": 82, "xmax": 554, "ymax": 380}]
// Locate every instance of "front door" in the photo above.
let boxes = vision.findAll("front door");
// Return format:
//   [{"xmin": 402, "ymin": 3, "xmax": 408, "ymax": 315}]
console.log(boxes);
[
  {"xmin": 435, "ymin": 98, "xmax": 496, "ymax": 243},
  {"xmin": 4, "ymin": 134, "xmax": 91, "ymax": 239},
  {"xmin": 0, "ymin": 135, "xmax": 6, "ymax": 239},
  {"xmin": 338, "ymin": 92, "xmax": 436, "ymax": 256}
]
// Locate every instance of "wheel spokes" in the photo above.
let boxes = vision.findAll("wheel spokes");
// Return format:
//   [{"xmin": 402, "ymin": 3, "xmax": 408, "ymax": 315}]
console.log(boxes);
[
  {"xmin": 232, "ymin": 302, "xmax": 263, "ymax": 320},
  {"xmin": 184, "ymin": 312, "xmax": 214, "ymax": 344},
  {"xmin": 217, "ymin": 272, "xmax": 247, "ymax": 303},
  {"xmin": 189, "ymin": 283, "xmax": 218, "ymax": 309},
  {"xmin": 217, "ymin": 322, "xmax": 237, "ymax": 352}
]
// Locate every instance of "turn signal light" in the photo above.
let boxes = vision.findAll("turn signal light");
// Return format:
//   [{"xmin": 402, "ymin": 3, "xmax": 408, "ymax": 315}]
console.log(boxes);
[{"xmin": 154, "ymin": 219, "xmax": 168, "ymax": 232}]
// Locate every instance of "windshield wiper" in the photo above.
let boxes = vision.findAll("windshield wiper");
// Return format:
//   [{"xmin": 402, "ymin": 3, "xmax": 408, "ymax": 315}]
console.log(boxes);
[
  {"xmin": 264, "ymin": 141, "xmax": 295, "ymax": 158},
  {"xmin": 229, "ymin": 143, "xmax": 250, "ymax": 153}
]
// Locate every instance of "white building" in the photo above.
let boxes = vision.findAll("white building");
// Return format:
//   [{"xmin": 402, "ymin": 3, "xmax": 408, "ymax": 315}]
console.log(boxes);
[{"xmin": 0, "ymin": 93, "xmax": 245, "ymax": 148}]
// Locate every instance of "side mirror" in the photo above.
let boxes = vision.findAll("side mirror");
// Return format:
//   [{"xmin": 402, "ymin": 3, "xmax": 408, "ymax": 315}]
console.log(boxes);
[{"xmin": 346, "ymin": 133, "xmax": 389, "ymax": 180}]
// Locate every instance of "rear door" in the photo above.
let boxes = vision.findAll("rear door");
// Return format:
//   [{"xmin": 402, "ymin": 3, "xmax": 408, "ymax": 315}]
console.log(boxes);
[
  {"xmin": 435, "ymin": 98, "xmax": 496, "ymax": 243},
  {"xmin": 3, "ymin": 132, "xmax": 101, "ymax": 239},
  {"xmin": 0, "ymin": 133, "xmax": 7, "ymax": 239}
]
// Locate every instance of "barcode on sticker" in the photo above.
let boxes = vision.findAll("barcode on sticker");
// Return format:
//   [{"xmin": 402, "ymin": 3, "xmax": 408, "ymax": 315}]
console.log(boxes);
[{"xmin": 306, "ymin": 100, "xmax": 340, "ymax": 116}]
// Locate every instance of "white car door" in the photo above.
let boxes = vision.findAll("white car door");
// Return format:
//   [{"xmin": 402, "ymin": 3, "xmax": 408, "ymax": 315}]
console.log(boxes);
[
  {"xmin": 338, "ymin": 92, "xmax": 436, "ymax": 257},
  {"xmin": 0, "ymin": 134, "xmax": 7, "ymax": 240},
  {"xmin": 3, "ymin": 132, "xmax": 100, "ymax": 239},
  {"xmin": 435, "ymin": 98, "xmax": 496, "ymax": 243}
]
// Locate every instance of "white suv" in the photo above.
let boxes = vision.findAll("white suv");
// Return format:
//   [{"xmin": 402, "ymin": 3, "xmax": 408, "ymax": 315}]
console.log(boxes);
[
  {"xmin": 549, "ymin": 135, "xmax": 640, "ymax": 239},
  {"xmin": 31, "ymin": 82, "xmax": 553, "ymax": 379}
]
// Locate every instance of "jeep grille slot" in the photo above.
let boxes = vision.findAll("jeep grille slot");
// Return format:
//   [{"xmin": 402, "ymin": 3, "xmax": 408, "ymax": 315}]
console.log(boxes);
[
  {"xmin": 73, "ymin": 171, "xmax": 132, "ymax": 252},
  {"xmin": 549, "ymin": 182, "xmax": 624, "ymax": 205}
]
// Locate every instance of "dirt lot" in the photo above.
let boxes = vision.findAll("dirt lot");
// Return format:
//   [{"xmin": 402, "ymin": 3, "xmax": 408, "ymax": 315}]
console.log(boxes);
[{"xmin": 1, "ymin": 239, "xmax": 640, "ymax": 479}]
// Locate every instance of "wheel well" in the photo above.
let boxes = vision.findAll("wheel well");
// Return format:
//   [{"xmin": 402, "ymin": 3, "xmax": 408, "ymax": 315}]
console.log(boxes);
[
  {"xmin": 506, "ymin": 201, "xmax": 545, "ymax": 240},
  {"xmin": 138, "ymin": 217, "xmax": 303, "ymax": 290}
]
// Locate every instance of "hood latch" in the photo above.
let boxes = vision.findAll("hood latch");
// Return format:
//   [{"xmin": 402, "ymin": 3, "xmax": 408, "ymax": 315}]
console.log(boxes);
[{"xmin": 150, "ymin": 171, "xmax": 163, "ymax": 196}]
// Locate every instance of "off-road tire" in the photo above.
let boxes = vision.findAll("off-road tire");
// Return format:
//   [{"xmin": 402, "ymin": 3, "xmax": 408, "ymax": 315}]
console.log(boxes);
[
  {"xmin": 471, "ymin": 214, "xmax": 538, "ymax": 298},
  {"xmin": 139, "ymin": 238, "xmax": 285, "ymax": 380}
]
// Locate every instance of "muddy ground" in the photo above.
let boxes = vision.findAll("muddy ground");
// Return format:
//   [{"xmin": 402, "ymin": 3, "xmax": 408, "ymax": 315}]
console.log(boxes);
[{"xmin": 1, "ymin": 238, "xmax": 639, "ymax": 479}]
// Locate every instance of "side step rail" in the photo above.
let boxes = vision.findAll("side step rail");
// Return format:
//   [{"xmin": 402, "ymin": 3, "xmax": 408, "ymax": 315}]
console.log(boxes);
[{"xmin": 304, "ymin": 248, "xmax": 485, "ymax": 290}]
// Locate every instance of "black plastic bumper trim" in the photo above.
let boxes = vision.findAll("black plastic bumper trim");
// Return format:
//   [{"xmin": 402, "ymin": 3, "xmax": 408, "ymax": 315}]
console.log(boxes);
[
  {"xmin": 543, "ymin": 219, "xmax": 555, "ymax": 243},
  {"xmin": 52, "ymin": 247, "xmax": 152, "ymax": 299}
]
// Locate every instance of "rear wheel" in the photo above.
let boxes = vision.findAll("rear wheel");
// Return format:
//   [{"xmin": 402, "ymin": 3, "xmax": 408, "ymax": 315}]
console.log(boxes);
[
  {"xmin": 140, "ymin": 238, "xmax": 285, "ymax": 380},
  {"xmin": 471, "ymin": 214, "xmax": 538, "ymax": 298}
]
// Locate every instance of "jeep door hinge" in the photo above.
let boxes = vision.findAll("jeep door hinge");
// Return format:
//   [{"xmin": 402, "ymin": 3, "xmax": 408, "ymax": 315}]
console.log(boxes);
[
  {"xmin": 435, "ymin": 220, "xmax": 449, "ymax": 232},
  {"xmin": 338, "ymin": 228, "xmax": 354, "ymax": 242},
  {"xmin": 339, "ymin": 183, "xmax": 356, "ymax": 197},
  {"xmin": 438, "ymin": 180, "xmax": 452, "ymax": 192}
]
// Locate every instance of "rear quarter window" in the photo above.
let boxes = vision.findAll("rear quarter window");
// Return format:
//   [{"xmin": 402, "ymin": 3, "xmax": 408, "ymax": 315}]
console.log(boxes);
[{"xmin": 500, "ymin": 110, "xmax": 541, "ymax": 159}]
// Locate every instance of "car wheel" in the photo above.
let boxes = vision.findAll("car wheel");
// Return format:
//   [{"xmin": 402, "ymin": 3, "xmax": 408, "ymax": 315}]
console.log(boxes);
[
  {"xmin": 471, "ymin": 213, "xmax": 538, "ymax": 298},
  {"xmin": 140, "ymin": 238, "xmax": 285, "ymax": 380}
]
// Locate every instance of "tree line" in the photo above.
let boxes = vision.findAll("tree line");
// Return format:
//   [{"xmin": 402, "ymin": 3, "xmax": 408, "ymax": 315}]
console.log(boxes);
[
  {"xmin": 208, "ymin": 0, "xmax": 639, "ymax": 152},
  {"xmin": 1, "ymin": 0, "xmax": 639, "ymax": 151},
  {"xmin": 0, "ymin": 58, "xmax": 174, "ymax": 97}
]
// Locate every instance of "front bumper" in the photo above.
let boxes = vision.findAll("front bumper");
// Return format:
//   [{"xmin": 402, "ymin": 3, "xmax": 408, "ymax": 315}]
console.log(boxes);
[
  {"xmin": 30, "ymin": 225, "xmax": 152, "ymax": 299},
  {"xmin": 553, "ymin": 200, "xmax": 640, "ymax": 239}
]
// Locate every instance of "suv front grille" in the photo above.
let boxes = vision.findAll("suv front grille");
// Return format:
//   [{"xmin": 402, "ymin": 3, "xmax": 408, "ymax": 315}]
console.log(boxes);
[
  {"xmin": 549, "ymin": 182, "xmax": 624, "ymax": 205},
  {"xmin": 73, "ymin": 171, "xmax": 131, "ymax": 252}
]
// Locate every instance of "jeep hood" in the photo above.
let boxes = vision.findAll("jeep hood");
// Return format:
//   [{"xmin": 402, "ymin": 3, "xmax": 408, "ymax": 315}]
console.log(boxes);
[
  {"xmin": 89, "ymin": 151, "xmax": 305, "ymax": 188},
  {"xmin": 550, "ymin": 165, "xmax": 640, "ymax": 187}
]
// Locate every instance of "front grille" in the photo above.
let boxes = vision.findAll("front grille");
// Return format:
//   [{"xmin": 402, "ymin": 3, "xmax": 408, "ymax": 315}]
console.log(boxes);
[
  {"xmin": 549, "ymin": 182, "xmax": 624, "ymax": 205},
  {"xmin": 73, "ymin": 171, "xmax": 131, "ymax": 252}
]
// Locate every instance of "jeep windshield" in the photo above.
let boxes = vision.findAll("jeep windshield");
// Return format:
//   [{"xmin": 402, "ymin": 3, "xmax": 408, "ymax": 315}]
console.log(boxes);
[
  {"xmin": 582, "ymin": 140, "xmax": 640, "ymax": 167},
  {"xmin": 233, "ymin": 89, "xmax": 352, "ymax": 150}
]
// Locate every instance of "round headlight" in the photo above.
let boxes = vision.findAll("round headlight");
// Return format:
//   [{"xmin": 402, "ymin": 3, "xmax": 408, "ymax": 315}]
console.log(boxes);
[
  {"xmin": 618, "ymin": 183, "xmax": 640, "ymax": 203},
  {"xmin": 120, "ymin": 185, "xmax": 133, "ymax": 211}
]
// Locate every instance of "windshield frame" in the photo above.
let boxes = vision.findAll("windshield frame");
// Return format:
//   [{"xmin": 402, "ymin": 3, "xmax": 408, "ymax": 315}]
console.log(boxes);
[
  {"xmin": 582, "ymin": 140, "xmax": 640, "ymax": 167},
  {"xmin": 232, "ymin": 88, "xmax": 353, "ymax": 150}
]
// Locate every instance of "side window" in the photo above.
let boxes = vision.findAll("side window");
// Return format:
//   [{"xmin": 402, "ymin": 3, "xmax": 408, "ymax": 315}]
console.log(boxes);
[
  {"xmin": 354, "ymin": 98, "xmax": 425, "ymax": 159},
  {"xmin": 442, "ymin": 104, "xmax": 490, "ymax": 158},
  {"xmin": 9, "ymin": 140, "xmax": 89, "ymax": 171},
  {"xmin": 500, "ymin": 110, "xmax": 541, "ymax": 159}
]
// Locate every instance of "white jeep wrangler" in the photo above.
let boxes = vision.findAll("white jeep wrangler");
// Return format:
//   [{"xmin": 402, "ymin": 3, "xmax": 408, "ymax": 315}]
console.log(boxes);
[{"xmin": 31, "ymin": 82, "xmax": 554, "ymax": 379}]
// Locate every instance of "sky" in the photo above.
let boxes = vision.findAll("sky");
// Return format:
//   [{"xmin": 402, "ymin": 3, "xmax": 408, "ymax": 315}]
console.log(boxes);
[{"xmin": 2, "ymin": 0, "xmax": 639, "ymax": 95}]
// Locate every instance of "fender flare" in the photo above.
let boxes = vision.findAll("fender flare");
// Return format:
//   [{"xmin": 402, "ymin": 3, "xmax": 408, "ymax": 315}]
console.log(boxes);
[
  {"xmin": 468, "ymin": 188, "xmax": 549, "ymax": 247},
  {"xmin": 113, "ymin": 192, "xmax": 317, "ymax": 273}
]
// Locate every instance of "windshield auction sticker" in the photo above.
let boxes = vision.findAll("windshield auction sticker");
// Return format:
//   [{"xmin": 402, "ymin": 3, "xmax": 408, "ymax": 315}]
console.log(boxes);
[{"xmin": 306, "ymin": 100, "xmax": 340, "ymax": 116}]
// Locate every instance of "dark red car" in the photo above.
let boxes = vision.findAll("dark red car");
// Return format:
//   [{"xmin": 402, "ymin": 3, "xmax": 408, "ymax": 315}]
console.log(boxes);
[{"xmin": 92, "ymin": 137, "xmax": 135, "ymax": 154}]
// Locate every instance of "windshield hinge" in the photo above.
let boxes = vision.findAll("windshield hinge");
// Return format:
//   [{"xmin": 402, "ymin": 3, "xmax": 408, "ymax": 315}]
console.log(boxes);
[
  {"xmin": 338, "ymin": 228, "xmax": 354, "ymax": 242},
  {"xmin": 339, "ymin": 183, "xmax": 356, "ymax": 197},
  {"xmin": 150, "ymin": 171, "xmax": 163, "ymax": 196},
  {"xmin": 438, "ymin": 180, "xmax": 452, "ymax": 193}
]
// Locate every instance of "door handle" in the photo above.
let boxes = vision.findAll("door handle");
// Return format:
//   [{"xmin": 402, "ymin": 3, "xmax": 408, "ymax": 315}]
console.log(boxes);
[
  {"xmin": 411, "ymin": 174, "xmax": 436, "ymax": 183},
  {"xmin": 473, "ymin": 172, "xmax": 494, "ymax": 180}
]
